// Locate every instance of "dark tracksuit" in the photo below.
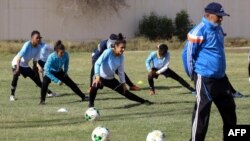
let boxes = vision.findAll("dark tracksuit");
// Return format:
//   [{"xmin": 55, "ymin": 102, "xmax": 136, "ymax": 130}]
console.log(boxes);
[
  {"xmin": 182, "ymin": 17, "xmax": 237, "ymax": 141},
  {"xmin": 40, "ymin": 52, "xmax": 86, "ymax": 102},
  {"xmin": 89, "ymin": 48, "xmax": 146, "ymax": 107},
  {"xmin": 146, "ymin": 51, "xmax": 194, "ymax": 92},
  {"xmin": 89, "ymin": 77, "xmax": 146, "ymax": 107},
  {"xmin": 249, "ymin": 63, "xmax": 250, "ymax": 77},
  {"xmin": 249, "ymin": 50, "xmax": 250, "ymax": 77},
  {"xmin": 148, "ymin": 68, "xmax": 195, "ymax": 92},
  {"xmin": 191, "ymin": 74, "xmax": 236, "ymax": 140},
  {"xmin": 90, "ymin": 60, "xmax": 135, "ymax": 87},
  {"xmin": 41, "ymin": 71, "xmax": 86, "ymax": 102},
  {"xmin": 90, "ymin": 40, "xmax": 135, "ymax": 87},
  {"xmin": 11, "ymin": 66, "xmax": 52, "ymax": 96},
  {"xmin": 10, "ymin": 41, "xmax": 53, "ymax": 97},
  {"xmin": 38, "ymin": 60, "xmax": 46, "ymax": 68},
  {"xmin": 225, "ymin": 75, "xmax": 237, "ymax": 94}
]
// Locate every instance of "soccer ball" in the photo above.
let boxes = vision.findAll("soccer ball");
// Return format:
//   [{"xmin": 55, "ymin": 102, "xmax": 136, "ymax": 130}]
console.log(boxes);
[
  {"xmin": 146, "ymin": 130, "xmax": 166, "ymax": 141},
  {"xmin": 84, "ymin": 107, "xmax": 100, "ymax": 121},
  {"xmin": 91, "ymin": 126, "xmax": 111, "ymax": 141}
]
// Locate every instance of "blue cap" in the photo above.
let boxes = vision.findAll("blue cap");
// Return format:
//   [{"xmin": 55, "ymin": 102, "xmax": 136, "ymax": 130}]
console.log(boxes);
[{"xmin": 205, "ymin": 2, "xmax": 230, "ymax": 16}]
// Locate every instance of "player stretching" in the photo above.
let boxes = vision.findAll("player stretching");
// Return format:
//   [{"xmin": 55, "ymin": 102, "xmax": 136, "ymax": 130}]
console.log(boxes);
[
  {"xmin": 10, "ymin": 31, "xmax": 54, "ymax": 101},
  {"xmin": 40, "ymin": 40, "xmax": 88, "ymax": 104},
  {"xmin": 146, "ymin": 44, "xmax": 195, "ymax": 95},
  {"xmin": 89, "ymin": 33, "xmax": 141, "ymax": 92},
  {"xmin": 89, "ymin": 37, "xmax": 152, "ymax": 107}
]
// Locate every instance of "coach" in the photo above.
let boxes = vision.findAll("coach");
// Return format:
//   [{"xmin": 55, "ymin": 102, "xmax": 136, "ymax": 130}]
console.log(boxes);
[{"xmin": 182, "ymin": 2, "xmax": 237, "ymax": 141}]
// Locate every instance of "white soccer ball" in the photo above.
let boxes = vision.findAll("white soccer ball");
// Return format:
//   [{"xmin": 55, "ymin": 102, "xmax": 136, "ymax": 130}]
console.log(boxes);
[
  {"xmin": 146, "ymin": 130, "xmax": 166, "ymax": 141},
  {"xmin": 91, "ymin": 126, "xmax": 111, "ymax": 141},
  {"xmin": 84, "ymin": 107, "xmax": 100, "ymax": 121}
]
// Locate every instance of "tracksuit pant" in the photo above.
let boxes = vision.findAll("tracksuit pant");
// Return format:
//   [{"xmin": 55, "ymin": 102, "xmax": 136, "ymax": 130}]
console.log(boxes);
[
  {"xmin": 38, "ymin": 60, "xmax": 46, "ymax": 68},
  {"xmin": 11, "ymin": 66, "xmax": 52, "ymax": 96},
  {"xmin": 190, "ymin": 74, "xmax": 237, "ymax": 141},
  {"xmin": 248, "ymin": 63, "xmax": 250, "ymax": 77},
  {"xmin": 88, "ymin": 77, "xmax": 146, "ymax": 107},
  {"xmin": 40, "ymin": 71, "xmax": 86, "ymax": 102},
  {"xmin": 225, "ymin": 75, "xmax": 236, "ymax": 94},
  {"xmin": 148, "ymin": 68, "xmax": 195, "ymax": 92},
  {"xmin": 89, "ymin": 59, "xmax": 135, "ymax": 87}
]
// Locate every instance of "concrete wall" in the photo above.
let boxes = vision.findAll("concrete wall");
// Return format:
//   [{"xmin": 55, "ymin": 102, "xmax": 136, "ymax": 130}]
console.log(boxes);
[{"xmin": 0, "ymin": 0, "xmax": 249, "ymax": 41}]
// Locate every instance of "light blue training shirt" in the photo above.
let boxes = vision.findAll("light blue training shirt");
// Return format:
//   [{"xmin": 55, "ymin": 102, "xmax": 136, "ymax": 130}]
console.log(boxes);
[
  {"xmin": 39, "ymin": 44, "xmax": 54, "ymax": 62},
  {"xmin": 44, "ymin": 52, "xmax": 69, "ymax": 84},
  {"xmin": 94, "ymin": 48, "xmax": 125, "ymax": 83},
  {"xmin": 145, "ymin": 51, "xmax": 170, "ymax": 74},
  {"xmin": 11, "ymin": 41, "xmax": 44, "ymax": 67}
]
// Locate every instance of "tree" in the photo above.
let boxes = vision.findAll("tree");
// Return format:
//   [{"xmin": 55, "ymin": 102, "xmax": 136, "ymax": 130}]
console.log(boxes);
[
  {"xmin": 175, "ymin": 10, "xmax": 193, "ymax": 41},
  {"xmin": 57, "ymin": 0, "xmax": 129, "ymax": 17},
  {"xmin": 139, "ymin": 12, "xmax": 174, "ymax": 40}
]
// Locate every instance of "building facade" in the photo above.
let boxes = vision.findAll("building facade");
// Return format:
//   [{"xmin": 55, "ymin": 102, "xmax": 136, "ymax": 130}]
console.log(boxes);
[{"xmin": 0, "ymin": 0, "xmax": 249, "ymax": 41}]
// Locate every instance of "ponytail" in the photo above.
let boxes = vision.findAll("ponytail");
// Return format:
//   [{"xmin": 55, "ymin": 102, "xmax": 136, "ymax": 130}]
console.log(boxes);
[
  {"xmin": 117, "ymin": 33, "xmax": 125, "ymax": 40},
  {"xmin": 114, "ymin": 33, "xmax": 126, "ymax": 46},
  {"xmin": 54, "ymin": 40, "xmax": 65, "ymax": 51}
]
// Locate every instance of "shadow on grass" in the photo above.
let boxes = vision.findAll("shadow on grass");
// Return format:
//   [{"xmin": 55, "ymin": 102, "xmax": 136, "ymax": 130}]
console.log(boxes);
[
  {"xmin": 178, "ymin": 92, "xmax": 194, "ymax": 95},
  {"xmin": 104, "ymin": 100, "xmax": 194, "ymax": 110},
  {"xmin": 0, "ymin": 100, "xmax": 194, "ymax": 128},
  {"xmin": 240, "ymin": 95, "xmax": 250, "ymax": 98},
  {"xmin": 44, "ymin": 97, "xmax": 127, "ymax": 106},
  {"xmin": 100, "ymin": 108, "xmax": 192, "ymax": 122},
  {"xmin": 54, "ymin": 93, "xmax": 73, "ymax": 97},
  {"xmin": 0, "ymin": 117, "xmax": 84, "ymax": 129},
  {"xmin": 96, "ymin": 97, "xmax": 125, "ymax": 101},
  {"xmin": 53, "ymin": 97, "xmax": 125, "ymax": 105},
  {"xmin": 104, "ymin": 103, "xmax": 142, "ymax": 110},
  {"xmin": 140, "ymin": 85, "xmax": 182, "ymax": 90},
  {"xmin": 47, "ymin": 91, "xmax": 114, "ymax": 99},
  {"xmin": 0, "ymin": 108, "xmax": 192, "ymax": 129},
  {"xmin": 26, "ymin": 93, "xmax": 75, "ymax": 99},
  {"xmin": 155, "ymin": 100, "xmax": 194, "ymax": 105},
  {"xmin": 56, "ymin": 100, "xmax": 83, "ymax": 104},
  {"xmin": 92, "ymin": 90, "xmax": 116, "ymax": 95},
  {"xmin": 76, "ymin": 83, "xmax": 84, "ymax": 86}
]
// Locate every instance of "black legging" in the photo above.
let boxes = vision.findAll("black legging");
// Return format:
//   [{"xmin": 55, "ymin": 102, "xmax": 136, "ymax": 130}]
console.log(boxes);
[
  {"xmin": 89, "ymin": 59, "xmax": 135, "ymax": 87},
  {"xmin": 148, "ymin": 68, "xmax": 195, "ymax": 92},
  {"xmin": 248, "ymin": 63, "xmax": 250, "ymax": 77},
  {"xmin": 11, "ymin": 66, "xmax": 52, "ymax": 96},
  {"xmin": 41, "ymin": 71, "xmax": 86, "ymax": 102},
  {"xmin": 89, "ymin": 77, "xmax": 146, "ymax": 107}
]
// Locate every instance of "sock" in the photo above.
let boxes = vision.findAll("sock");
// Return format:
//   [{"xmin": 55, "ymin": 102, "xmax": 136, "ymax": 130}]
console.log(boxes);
[{"xmin": 11, "ymin": 86, "xmax": 16, "ymax": 96}]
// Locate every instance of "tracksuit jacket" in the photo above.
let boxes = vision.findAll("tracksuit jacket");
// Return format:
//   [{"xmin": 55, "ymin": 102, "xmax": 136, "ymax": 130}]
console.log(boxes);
[{"xmin": 182, "ymin": 17, "xmax": 226, "ymax": 79}]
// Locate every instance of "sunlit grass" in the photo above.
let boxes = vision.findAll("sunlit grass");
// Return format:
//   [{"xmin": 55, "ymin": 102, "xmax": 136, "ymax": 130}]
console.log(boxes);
[{"xmin": 0, "ymin": 49, "xmax": 249, "ymax": 141}]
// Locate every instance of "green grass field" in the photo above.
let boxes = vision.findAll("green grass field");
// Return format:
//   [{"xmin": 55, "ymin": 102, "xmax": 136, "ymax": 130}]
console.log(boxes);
[{"xmin": 0, "ymin": 49, "xmax": 249, "ymax": 141}]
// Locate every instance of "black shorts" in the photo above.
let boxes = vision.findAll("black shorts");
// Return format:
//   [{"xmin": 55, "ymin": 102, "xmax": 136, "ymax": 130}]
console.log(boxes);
[
  {"xmin": 12, "ymin": 66, "xmax": 36, "ymax": 78},
  {"xmin": 38, "ymin": 60, "xmax": 45, "ymax": 69}
]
